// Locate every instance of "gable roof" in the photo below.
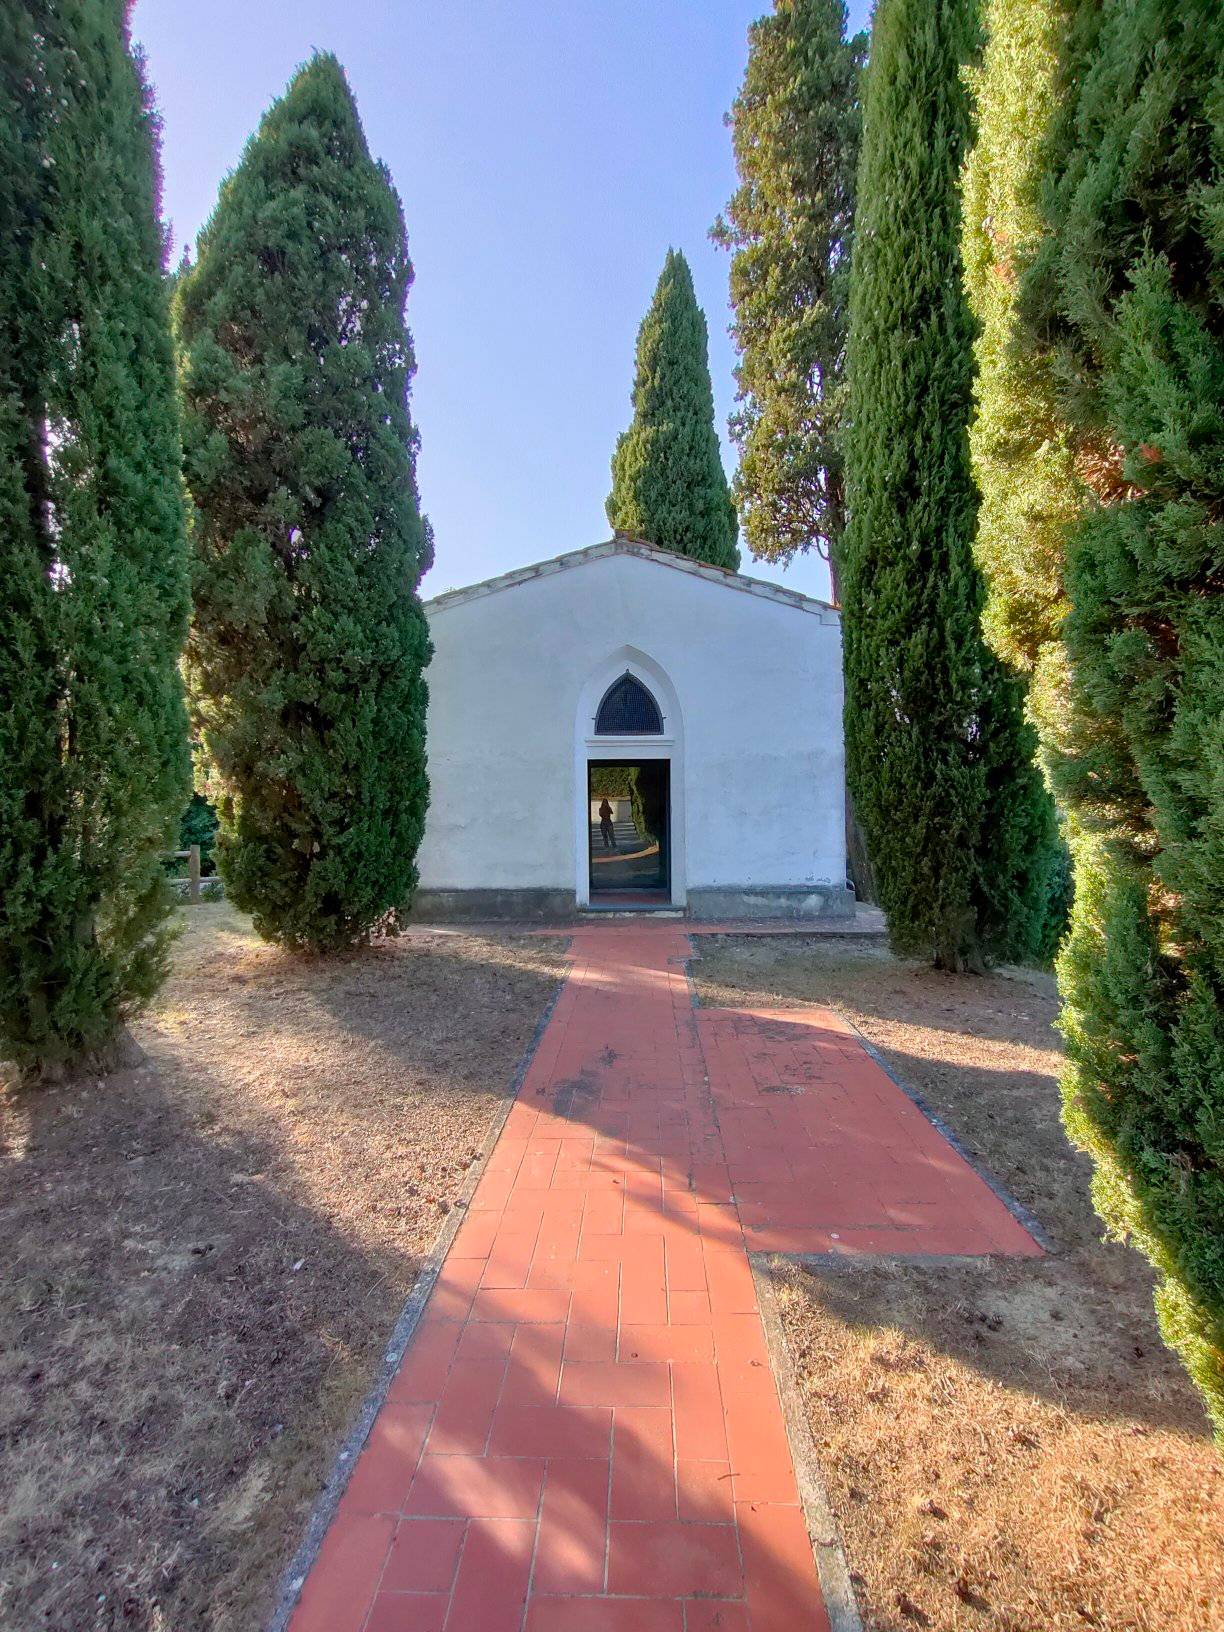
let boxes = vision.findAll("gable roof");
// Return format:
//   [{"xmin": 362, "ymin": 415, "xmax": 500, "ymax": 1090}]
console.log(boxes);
[{"xmin": 423, "ymin": 535, "xmax": 839, "ymax": 622}]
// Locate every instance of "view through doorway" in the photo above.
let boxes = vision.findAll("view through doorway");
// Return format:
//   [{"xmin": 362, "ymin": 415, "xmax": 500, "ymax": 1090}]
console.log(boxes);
[{"xmin": 587, "ymin": 759, "xmax": 670, "ymax": 905}]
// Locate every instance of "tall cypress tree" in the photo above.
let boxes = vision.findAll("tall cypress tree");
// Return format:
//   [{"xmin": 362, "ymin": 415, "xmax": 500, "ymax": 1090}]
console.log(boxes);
[
  {"xmin": 607, "ymin": 249, "xmax": 740, "ymax": 571},
  {"xmin": 965, "ymin": 0, "xmax": 1224, "ymax": 1434},
  {"xmin": 714, "ymin": 0, "xmax": 875, "ymax": 901},
  {"xmin": 176, "ymin": 55, "xmax": 432, "ymax": 953},
  {"xmin": 712, "ymin": 0, "xmax": 866, "ymax": 576},
  {"xmin": 0, "ymin": 2, "xmax": 191, "ymax": 1076},
  {"xmin": 840, "ymin": 0, "xmax": 1061, "ymax": 972}
]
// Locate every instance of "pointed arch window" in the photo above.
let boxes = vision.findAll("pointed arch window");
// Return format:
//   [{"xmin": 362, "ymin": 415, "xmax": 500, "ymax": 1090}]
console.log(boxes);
[{"xmin": 595, "ymin": 672, "xmax": 663, "ymax": 735}]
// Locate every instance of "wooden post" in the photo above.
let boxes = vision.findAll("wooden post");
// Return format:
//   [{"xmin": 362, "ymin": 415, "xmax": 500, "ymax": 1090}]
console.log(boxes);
[{"xmin": 188, "ymin": 844, "xmax": 201, "ymax": 904}]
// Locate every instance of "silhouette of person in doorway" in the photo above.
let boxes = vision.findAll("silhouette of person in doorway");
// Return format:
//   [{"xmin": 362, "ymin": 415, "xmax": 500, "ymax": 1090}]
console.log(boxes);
[{"xmin": 599, "ymin": 798, "xmax": 615, "ymax": 850}]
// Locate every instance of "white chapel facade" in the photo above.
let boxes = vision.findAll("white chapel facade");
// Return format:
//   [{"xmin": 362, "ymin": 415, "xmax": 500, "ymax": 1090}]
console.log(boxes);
[{"xmin": 414, "ymin": 536, "xmax": 850, "ymax": 920}]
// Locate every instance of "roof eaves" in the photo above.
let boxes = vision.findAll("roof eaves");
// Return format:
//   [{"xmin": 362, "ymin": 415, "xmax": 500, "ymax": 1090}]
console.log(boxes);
[{"xmin": 423, "ymin": 536, "xmax": 838, "ymax": 622}]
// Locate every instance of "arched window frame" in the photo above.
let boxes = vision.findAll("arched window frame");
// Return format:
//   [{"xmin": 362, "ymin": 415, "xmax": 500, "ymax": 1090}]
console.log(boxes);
[{"xmin": 594, "ymin": 672, "xmax": 664, "ymax": 735}]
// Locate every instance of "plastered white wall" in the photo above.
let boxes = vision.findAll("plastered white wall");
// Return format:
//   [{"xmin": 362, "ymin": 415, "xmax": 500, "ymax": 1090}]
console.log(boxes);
[{"xmin": 415, "ymin": 546, "xmax": 845, "ymax": 900}]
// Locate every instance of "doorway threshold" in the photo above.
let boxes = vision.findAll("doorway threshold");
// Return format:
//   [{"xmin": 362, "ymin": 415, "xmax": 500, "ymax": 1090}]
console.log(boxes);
[{"xmin": 581, "ymin": 897, "xmax": 683, "ymax": 917}]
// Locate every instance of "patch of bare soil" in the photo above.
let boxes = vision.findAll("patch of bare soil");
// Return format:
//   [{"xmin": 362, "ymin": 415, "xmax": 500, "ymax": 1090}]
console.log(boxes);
[
  {"xmin": 694, "ymin": 935, "xmax": 1223, "ymax": 1632},
  {"xmin": 0, "ymin": 904, "xmax": 567, "ymax": 1631}
]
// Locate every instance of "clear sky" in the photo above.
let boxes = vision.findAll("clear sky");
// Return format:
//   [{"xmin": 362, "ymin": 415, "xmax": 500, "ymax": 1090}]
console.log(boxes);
[{"xmin": 131, "ymin": 1, "xmax": 872, "ymax": 602}]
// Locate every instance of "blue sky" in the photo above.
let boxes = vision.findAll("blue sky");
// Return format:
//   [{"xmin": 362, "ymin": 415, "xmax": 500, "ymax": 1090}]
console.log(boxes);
[{"xmin": 131, "ymin": 1, "xmax": 872, "ymax": 602}]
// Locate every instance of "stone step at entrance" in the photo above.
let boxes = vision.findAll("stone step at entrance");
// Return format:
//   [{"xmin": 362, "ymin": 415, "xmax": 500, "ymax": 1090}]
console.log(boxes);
[{"xmin": 578, "ymin": 906, "xmax": 684, "ymax": 918}]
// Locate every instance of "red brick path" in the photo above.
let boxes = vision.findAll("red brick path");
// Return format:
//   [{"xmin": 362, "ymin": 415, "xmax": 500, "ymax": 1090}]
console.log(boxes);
[{"xmin": 289, "ymin": 926, "xmax": 1039, "ymax": 1632}]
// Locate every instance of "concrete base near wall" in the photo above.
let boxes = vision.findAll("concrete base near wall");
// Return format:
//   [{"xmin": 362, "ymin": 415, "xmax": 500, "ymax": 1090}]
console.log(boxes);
[
  {"xmin": 411, "ymin": 888, "xmax": 576, "ymax": 923},
  {"xmin": 687, "ymin": 885, "xmax": 856, "ymax": 921},
  {"xmin": 411, "ymin": 884, "xmax": 857, "ymax": 924}
]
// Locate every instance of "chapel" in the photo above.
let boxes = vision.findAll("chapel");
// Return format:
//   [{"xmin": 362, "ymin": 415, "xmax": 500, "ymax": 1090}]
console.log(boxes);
[{"xmin": 414, "ymin": 535, "xmax": 850, "ymax": 920}]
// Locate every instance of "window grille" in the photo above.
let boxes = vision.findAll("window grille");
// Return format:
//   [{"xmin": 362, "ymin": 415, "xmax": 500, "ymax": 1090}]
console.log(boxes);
[{"xmin": 595, "ymin": 673, "xmax": 663, "ymax": 734}]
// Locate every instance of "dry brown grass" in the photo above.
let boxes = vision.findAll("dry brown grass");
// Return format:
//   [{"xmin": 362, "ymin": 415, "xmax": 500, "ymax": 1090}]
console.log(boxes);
[
  {"xmin": 0, "ymin": 904, "xmax": 567, "ymax": 1632},
  {"xmin": 694, "ymin": 935, "xmax": 1223, "ymax": 1632}
]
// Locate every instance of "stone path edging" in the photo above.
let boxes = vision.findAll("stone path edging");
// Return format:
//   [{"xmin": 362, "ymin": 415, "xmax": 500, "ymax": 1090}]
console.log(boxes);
[{"xmin": 747, "ymin": 1257, "xmax": 864, "ymax": 1632}]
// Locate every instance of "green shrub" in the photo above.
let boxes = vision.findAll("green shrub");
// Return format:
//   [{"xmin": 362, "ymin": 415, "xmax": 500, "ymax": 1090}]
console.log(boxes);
[
  {"xmin": 167, "ymin": 795, "xmax": 219, "ymax": 877},
  {"xmin": 963, "ymin": 0, "xmax": 1224, "ymax": 1433},
  {"xmin": 589, "ymin": 766, "xmax": 651, "ymax": 845}
]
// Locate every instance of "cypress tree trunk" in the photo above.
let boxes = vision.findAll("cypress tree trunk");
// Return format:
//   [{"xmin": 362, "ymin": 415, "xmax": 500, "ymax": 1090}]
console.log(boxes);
[
  {"xmin": 0, "ymin": 1, "xmax": 191, "ymax": 1076},
  {"xmin": 177, "ymin": 55, "xmax": 432, "ymax": 954},
  {"xmin": 607, "ymin": 249, "xmax": 740, "ymax": 571},
  {"xmin": 841, "ymin": 0, "xmax": 1061, "ymax": 971},
  {"xmin": 965, "ymin": 0, "xmax": 1224, "ymax": 1435}
]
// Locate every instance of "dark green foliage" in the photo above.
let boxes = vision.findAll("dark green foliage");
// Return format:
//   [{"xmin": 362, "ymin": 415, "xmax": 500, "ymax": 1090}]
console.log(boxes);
[
  {"xmin": 589, "ymin": 766, "xmax": 651, "ymax": 843},
  {"xmin": 0, "ymin": 2, "xmax": 190, "ymax": 1075},
  {"xmin": 589, "ymin": 767, "xmax": 638, "ymax": 803},
  {"xmin": 712, "ymin": 0, "xmax": 866, "ymax": 573},
  {"xmin": 176, "ymin": 55, "xmax": 432, "ymax": 953},
  {"xmin": 607, "ymin": 249, "xmax": 739, "ymax": 571},
  {"xmin": 964, "ymin": 0, "xmax": 1224, "ymax": 1433},
  {"xmin": 176, "ymin": 795, "xmax": 218, "ymax": 876},
  {"xmin": 1036, "ymin": 841, "xmax": 1075, "ymax": 968},
  {"xmin": 841, "ymin": 0, "xmax": 1063, "ymax": 972}
]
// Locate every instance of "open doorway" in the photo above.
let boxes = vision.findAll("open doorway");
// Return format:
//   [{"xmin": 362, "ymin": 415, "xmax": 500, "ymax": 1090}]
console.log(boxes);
[{"xmin": 587, "ymin": 759, "xmax": 670, "ymax": 905}]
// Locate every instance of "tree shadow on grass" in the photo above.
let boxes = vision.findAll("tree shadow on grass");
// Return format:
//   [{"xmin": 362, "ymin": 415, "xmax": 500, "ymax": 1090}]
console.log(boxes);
[
  {"xmin": 794, "ymin": 1036, "xmax": 1215, "ymax": 1440},
  {"xmin": 692, "ymin": 935, "xmax": 1213, "ymax": 1439},
  {"xmin": 786, "ymin": 1242, "xmax": 1212, "ymax": 1440},
  {"xmin": 0, "ymin": 920, "xmax": 567, "ymax": 1632},
  {"xmin": 1, "ymin": 1057, "xmax": 420, "ymax": 1631}
]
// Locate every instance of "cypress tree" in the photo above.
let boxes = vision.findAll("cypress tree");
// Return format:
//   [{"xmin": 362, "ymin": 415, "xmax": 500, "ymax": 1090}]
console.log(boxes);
[
  {"xmin": 964, "ymin": 0, "xmax": 1224, "ymax": 1433},
  {"xmin": 176, "ymin": 55, "xmax": 432, "ymax": 953},
  {"xmin": 607, "ymin": 249, "xmax": 740, "ymax": 571},
  {"xmin": 840, "ymin": 0, "xmax": 1061, "ymax": 972},
  {"xmin": 714, "ymin": 0, "xmax": 876, "ymax": 902},
  {"xmin": 712, "ymin": 0, "xmax": 866, "ymax": 575},
  {"xmin": 0, "ymin": 2, "xmax": 191, "ymax": 1076},
  {"xmin": 960, "ymin": 0, "xmax": 1080, "ymax": 685}
]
